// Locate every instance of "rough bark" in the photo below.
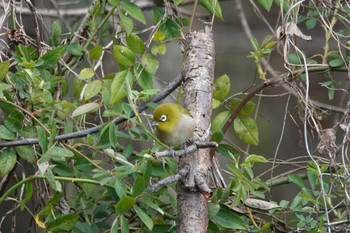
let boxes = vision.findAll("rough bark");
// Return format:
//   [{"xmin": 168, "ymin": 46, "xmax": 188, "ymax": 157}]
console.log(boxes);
[{"xmin": 177, "ymin": 27, "xmax": 215, "ymax": 233}]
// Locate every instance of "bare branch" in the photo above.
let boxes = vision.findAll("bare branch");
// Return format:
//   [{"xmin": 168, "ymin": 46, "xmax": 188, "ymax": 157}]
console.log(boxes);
[
  {"xmin": 24, "ymin": 0, "xmax": 42, "ymax": 52},
  {"xmin": 154, "ymin": 142, "xmax": 217, "ymax": 158},
  {"xmin": 150, "ymin": 165, "xmax": 190, "ymax": 192}
]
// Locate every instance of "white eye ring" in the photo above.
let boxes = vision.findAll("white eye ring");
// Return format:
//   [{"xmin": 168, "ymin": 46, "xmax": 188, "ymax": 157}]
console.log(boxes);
[{"xmin": 160, "ymin": 114, "xmax": 167, "ymax": 122}]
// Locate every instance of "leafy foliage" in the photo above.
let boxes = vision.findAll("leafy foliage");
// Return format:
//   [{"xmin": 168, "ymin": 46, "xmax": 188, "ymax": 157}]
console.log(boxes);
[{"xmin": 0, "ymin": 0, "xmax": 350, "ymax": 232}]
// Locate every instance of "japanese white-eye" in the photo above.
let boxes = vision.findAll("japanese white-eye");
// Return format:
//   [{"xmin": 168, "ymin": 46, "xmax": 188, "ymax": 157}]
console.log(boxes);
[{"xmin": 153, "ymin": 103, "xmax": 195, "ymax": 148}]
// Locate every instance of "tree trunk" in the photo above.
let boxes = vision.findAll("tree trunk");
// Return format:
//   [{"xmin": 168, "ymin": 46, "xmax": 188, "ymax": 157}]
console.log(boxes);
[{"xmin": 177, "ymin": 26, "xmax": 215, "ymax": 233}]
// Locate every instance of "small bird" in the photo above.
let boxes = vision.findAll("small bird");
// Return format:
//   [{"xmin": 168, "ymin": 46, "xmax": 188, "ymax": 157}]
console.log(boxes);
[{"xmin": 153, "ymin": 103, "xmax": 195, "ymax": 148}]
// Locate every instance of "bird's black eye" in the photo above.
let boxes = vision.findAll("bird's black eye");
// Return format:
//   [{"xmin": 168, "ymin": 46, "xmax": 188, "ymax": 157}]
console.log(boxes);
[{"xmin": 160, "ymin": 114, "xmax": 167, "ymax": 122}]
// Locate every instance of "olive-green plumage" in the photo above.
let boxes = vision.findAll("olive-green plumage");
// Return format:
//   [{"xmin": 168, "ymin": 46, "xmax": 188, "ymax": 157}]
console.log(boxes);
[{"xmin": 153, "ymin": 103, "xmax": 195, "ymax": 147}]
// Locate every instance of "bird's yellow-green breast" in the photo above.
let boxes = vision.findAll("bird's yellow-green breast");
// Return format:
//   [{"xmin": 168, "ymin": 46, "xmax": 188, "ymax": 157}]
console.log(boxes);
[{"xmin": 153, "ymin": 103, "xmax": 195, "ymax": 147}]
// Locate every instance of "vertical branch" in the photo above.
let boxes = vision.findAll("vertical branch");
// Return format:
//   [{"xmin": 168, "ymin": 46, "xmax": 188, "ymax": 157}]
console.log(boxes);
[
  {"xmin": 24, "ymin": 0, "xmax": 41, "ymax": 53},
  {"xmin": 177, "ymin": 26, "xmax": 215, "ymax": 233}
]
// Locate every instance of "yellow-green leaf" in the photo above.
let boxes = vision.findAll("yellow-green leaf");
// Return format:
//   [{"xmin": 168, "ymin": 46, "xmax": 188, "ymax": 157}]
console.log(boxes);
[
  {"xmin": 258, "ymin": 0, "xmax": 273, "ymax": 11},
  {"xmin": 113, "ymin": 45, "xmax": 135, "ymax": 68},
  {"xmin": 126, "ymin": 33, "xmax": 146, "ymax": 54},
  {"xmin": 0, "ymin": 60, "xmax": 10, "ymax": 82},
  {"xmin": 110, "ymin": 71, "xmax": 128, "ymax": 104},
  {"xmin": 245, "ymin": 154, "xmax": 267, "ymax": 164},
  {"xmin": 134, "ymin": 205, "xmax": 154, "ymax": 230},
  {"xmin": 89, "ymin": 45, "xmax": 103, "ymax": 60},
  {"xmin": 115, "ymin": 195, "xmax": 135, "ymax": 214},
  {"xmin": 0, "ymin": 149, "xmax": 17, "ymax": 178},
  {"xmin": 120, "ymin": 1, "xmax": 146, "ymax": 24},
  {"xmin": 231, "ymin": 99, "xmax": 256, "ymax": 115},
  {"xmin": 213, "ymin": 74, "xmax": 230, "ymax": 101},
  {"xmin": 79, "ymin": 68, "xmax": 95, "ymax": 79},
  {"xmin": 199, "ymin": 0, "xmax": 223, "ymax": 20},
  {"xmin": 72, "ymin": 103, "xmax": 101, "ymax": 117},
  {"xmin": 234, "ymin": 116, "xmax": 259, "ymax": 145},
  {"xmin": 211, "ymin": 111, "xmax": 231, "ymax": 133},
  {"xmin": 141, "ymin": 54, "xmax": 159, "ymax": 75},
  {"xmin": 151, "ymin": 44, "xmax": 166, "ymax": 56},
  {"xmin": 120, "ymin": 12, "xmax": 134, "ymax": 35},
  {"xmin": 84, "ymin": 80, "xmax": 102, "ymax": 100}
]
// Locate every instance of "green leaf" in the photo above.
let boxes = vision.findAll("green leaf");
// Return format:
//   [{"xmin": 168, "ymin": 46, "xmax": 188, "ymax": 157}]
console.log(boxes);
[
  {"xmin": 151, "ymin": 44, "xmax": 167, "ymax": 56},
  {"xmin": 0, "ymin": 148, "xmax": 17, "ymax": 177},
  {"xmin": 79, "ymin": 68, "xmax": 95, "ymax": 79},
  {"xmin": 47, "ymin": 214, "xmax": 79, "ymax": 231},
  {"xmin": 211, "ymin": 207, "xmax": 246, "ymax": 230},
  {"xmin": 329, "ymin": 58, "xmax": 344, "ymax": 68},
  {"xmin": 233, "ymin": 116, "xmax": 259, "ymax": 145},
  {"xmin": 211, "ymin": 111, "xmax": 231, "ymax": 133},
  {"xmin": 126, "ymin": 33, "xmax": 146, "ymax": 54},
  {"xmin": 139, "ymin": 197, "xmax": 164, "ymax": 215},
  {"xmin": 0, "ymin": 82, "xmax": 11, "ymax": 91},
  {"xmin": 137, "ymin": 69, "xmax": 153, "ymax": 90},
  {"xmin": 36, "ymin": 126, "xmax": 48, "ymax": 153},
  {"xmin": 231, "ymin": 99, "xmax": 256, "ymax": 115},
  {"xmin": 113, "ymin": 45, "xmax": 135, "ymax": 68},
  {"xmin": 274, "ymin": 0, "xmax": 290, "ymax": 12},
  {"xmin": 213, "ymin": 74, "xmax": 230, "ymax": 101},
  {"xmin": 39, "ymin": 46, "xmax": 66, "ymax": 69},
  {"xmin": 84, "ymin": 80, "xmax": 102, "ymax": 100},
  {"xmin": 108, "ymin": 0, "xmax": 119, "ymax": 7},
  {"xmin": 4, "ymin": 117, "xmax": 21, "ymax": 132},
  {"xmin": 307, "ymin": 171, "xmax": 316, "ymax": 190},
  {"xmin": 16, "ymin": 146, "xmax": 36, "ymax": 163},
  {"xmin": 20, "ymin": 182, "xmax": 33, "ymax": 211},
  {"xmin": 306, "ymin": 18, "xmax": 317, "ymax": 30},
  {"xmin": 0, "ymin": 125, "xmax": 15, "ymax": 140},
  {"xmin": 208, "ymin": 202, "xmax": 220, "ymax": 219},
  {"xmin": 158, "ymin": 18, "xmax": 182, "ymax": 40},
  {"xmin": 18, "ymin": 44, "xmax": 30, "ymax": 61},
  {"xmin": 212, "ymin": 98, "xmax": 221, "ymax": 109},
  {"xmin": 120, "ymin": 1, "xmax": 146, "ymax": 24},
  {"xmin": 51, "ymin": 20, "xmax": 62, "ymax": 46},
  {"xmin": 45, "ymin": 146, "xmax": 74, "ymax": 163},
  {"xmin": 244, "ymin": 154, "xmax": 267, "ymax": 164},
  {"xmin": 115, "ymin": 195, "xmax": 135, "ymax": 214},
  {"xmin": 288, "ymin": 53, "xmax": 301, "ymax": 65},
  {"xmin": 258, "ymin": 0, "xmax": 273, "ymax": 11},
  {"xmin": 89, "ymin": 45, "xmax": 103, "ymax": 60},
  {"xmin": 199, "ymin": 0, "xmax": 223, "ymax": 20},
  {"xmin": 0, "ymin": 60, "xmax": 10, "ymax": 82},
  {"xmin": 134, "ymin": 205, "xmax": 154, "ymax": 230},
  {"xmin": 110, "ymin": 70, "xmax": 128, "ymax": 104},
  {"xmin": 114, "ymin": 178, "xmax": 127, "ymax": 198},
  {"xmin": 93, "ymin": 203, "xmax": 109, "ymax": 219},
  {"xmin": 141, "ymin": 54, "xmax": 159, "ymax": 75},
  {"xmin": 132, "ymin": 176, "xmax": 146, "ymax": 197},
  {"xmin": 120, "ymin": 11, "xmax": 134, "ymax": 35},
  {"xmin": 72, "ymin": 103, "xmax": 101, "ymax": 117},
  {"xmin": 109, "ymin": 122, "xmax": 117, "ymax": 148},
  {"xmin": 74, "ymin": 222, "xmax": 95, "ymax": 233},
  {"xmin": 0, "ymin": 100, "xmax": 24, "ymax": 120},
  {"xmin": 120, "ymin": 215, "xmax": 130, "ymax": 233},
  {"xmin": 66, "ymin": 43, "xmax": 84, "ymax": 56},
  {"xmin": 288, "ymin": 174, "xmax": 306, "ymax": 189}
]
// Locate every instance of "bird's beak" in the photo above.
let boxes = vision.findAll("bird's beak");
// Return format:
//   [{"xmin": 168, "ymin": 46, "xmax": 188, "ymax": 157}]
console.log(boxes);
[{"xmin": 151, "ymin": 121, "xmax": 158, "ymax": 130}]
